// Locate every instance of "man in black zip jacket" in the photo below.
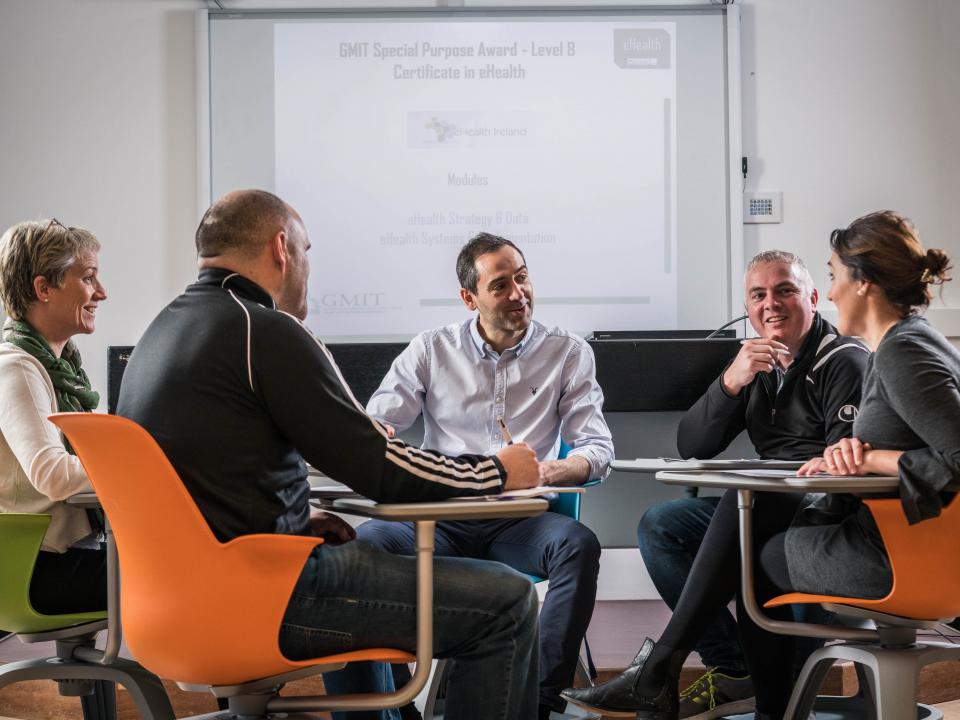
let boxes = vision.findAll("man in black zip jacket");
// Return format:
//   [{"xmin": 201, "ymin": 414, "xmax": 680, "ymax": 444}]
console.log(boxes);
[
  {"xmin": 638, "ymin": 251, "xmax": 869, "ymax": 720},
  {"xmin": 117, "ymin": 189, "xmax": 543, "ymax": 720}
]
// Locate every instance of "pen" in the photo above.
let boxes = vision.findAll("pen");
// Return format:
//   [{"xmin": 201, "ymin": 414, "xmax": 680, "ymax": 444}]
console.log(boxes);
[
  {"xmin": 740, "ymin": 339, "xmax": 791, "ymax": 355},
  {"xmin": 496, "ymin": 416, "xmax": 514, "ymax": 445}
]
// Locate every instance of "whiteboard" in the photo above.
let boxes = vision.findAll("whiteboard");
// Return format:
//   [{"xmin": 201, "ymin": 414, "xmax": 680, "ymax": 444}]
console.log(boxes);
[{"xmin": 199, "ymin": 5, "xmax": 743, "ymax": 341}]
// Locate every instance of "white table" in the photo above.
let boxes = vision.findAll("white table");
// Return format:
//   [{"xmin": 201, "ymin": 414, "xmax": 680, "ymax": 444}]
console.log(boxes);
[
  {"xmin": 650, "ymin": 470, "xmax": 899, "ymax": 643},
  {"xmin": 612, "ymin": 458, "xmax": 805, "ymax": 473}
]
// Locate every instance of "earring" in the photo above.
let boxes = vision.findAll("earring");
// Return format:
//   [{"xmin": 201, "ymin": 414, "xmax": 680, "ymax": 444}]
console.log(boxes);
[
  {"xmin": 856, "ymin": 289, "xmax": 865, "ymax": 297},
  {"xmin": 43, "ymin": 298, "xmax": 49, "ymax": 303}
]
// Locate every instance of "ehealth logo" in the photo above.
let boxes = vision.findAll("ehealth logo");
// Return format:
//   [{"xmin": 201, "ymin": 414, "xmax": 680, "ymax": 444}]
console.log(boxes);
[{"xmin": 613, "ymin": 29, "xmax": 671, "ymax": 70}]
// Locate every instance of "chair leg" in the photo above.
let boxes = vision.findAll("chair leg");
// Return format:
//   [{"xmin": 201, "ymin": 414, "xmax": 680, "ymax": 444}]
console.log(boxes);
[
  {"xmin": 0, "ymin": 656, "xmax": 175, "ymax": 720},
  {"xmin": 784, "ymin": 652, "xmax": 839, "ymax": 720},
  {"xmin": 421, "ymin": 658, "xmax": 447, "ymax": 720},
  {"xmin": 581, "ymin": 637, "xmax": 598, "ymax": 683},
  {"xmin": 867, "ymin": 648, "xmax": 922, "ymax": 719},
  {"xmin": 80, "ymin": 680, "xmax": 118, "ymax": 720}
]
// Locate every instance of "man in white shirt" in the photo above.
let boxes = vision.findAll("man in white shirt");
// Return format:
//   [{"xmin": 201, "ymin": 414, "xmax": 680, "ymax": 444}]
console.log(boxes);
[{"xmin": 357, "ymin": 233, "xmax": 614, "ymax": 720}]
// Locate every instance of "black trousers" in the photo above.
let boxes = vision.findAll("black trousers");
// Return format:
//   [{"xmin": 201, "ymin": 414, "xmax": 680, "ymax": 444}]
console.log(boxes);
[
  {"xmin": 30, "ymin": 546, "xmax": 108, "ymax": 614},
  {"xmin": 29, "ymin": 546, "xmax": 114, "ymax": 720},
  {"xmin": 656, "ymin": 489, "xmax": 805, "ymax": 715}
]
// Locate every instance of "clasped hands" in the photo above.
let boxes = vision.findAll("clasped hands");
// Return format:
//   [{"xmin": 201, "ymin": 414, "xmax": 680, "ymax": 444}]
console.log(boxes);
[
  {"xmin": 797, "ymin": 439, "xmax": 902, "ymax": 477},
  {"xmin": 797, "ymin": 438, "xmax": 873, "ymax": 477}
]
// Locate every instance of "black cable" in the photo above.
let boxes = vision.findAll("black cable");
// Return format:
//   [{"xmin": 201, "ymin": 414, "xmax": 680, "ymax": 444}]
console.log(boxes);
[{"xmin": 705, "ymin": 313, "xmax": 748, "ymax": 339}]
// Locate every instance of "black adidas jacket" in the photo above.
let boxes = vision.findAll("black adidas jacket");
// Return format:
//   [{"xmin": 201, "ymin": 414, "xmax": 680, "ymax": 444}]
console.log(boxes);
[
  {"xmin": 117, "ymin": 268, "xmax": 505, "ymax": 542},
  {"xmin": 677, "ymin": 313, "xmax": 869, "ymax": 461}
]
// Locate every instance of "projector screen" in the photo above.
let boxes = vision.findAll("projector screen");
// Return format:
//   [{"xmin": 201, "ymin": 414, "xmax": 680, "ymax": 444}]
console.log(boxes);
[{"xmin": 204, "ymin": 6, "xmax": 740, "ymax": 341}]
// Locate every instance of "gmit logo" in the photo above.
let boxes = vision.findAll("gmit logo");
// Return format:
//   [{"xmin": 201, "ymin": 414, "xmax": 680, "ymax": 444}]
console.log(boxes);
[
  {"xmin": 837, "ymin": 404, "xmax": 859, "ymax": 422},
  {"xmin": 321, "ymin": 292, "xmax": 386, "ymax": 308},
  {"xmin": 339, "ymin": 42, "xmax": 369, "ymax": 58}
]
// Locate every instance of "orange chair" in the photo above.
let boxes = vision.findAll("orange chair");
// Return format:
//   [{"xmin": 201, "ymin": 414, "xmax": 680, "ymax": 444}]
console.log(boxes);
[
  {"xmin": 49, "ymin": 412, "xmax": 431, "ymax": 718},
  {"xmin": 742, "ymin": 493, "xmax": 960, "ymax": 720}
]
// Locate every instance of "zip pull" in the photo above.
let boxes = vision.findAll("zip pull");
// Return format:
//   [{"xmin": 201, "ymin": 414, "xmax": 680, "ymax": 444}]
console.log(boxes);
[{"xmin": 770, "ymin": 407, "xmax": 777, "ymax": 425}]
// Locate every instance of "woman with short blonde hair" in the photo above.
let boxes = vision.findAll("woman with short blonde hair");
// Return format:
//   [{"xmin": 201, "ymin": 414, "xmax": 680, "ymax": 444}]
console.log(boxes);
[{"xmin": 0, "ymin": 218, "xmax": 108, "ymax": 612}]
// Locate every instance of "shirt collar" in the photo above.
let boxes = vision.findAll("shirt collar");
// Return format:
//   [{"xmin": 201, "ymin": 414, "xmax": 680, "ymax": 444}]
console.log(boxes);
[
  {"xmin": 792, "ymin": 311, "xmax": 823, "ymax": 367},
  {"xmin": 197, "ymin": 267, "xmax": 276, "ymax": 309},
  {"xmin": 468, "ymin": 317, "xmax": 536, "ymax": 358}
]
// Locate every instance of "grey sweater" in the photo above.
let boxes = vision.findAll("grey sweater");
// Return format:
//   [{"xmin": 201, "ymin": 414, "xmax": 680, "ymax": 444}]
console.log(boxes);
[{"xmin": 785, "ymin": 316, "xmax": 960, "ymax": 597}]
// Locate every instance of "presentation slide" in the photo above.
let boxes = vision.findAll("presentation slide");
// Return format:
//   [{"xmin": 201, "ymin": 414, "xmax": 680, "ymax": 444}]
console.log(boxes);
[{"xmin": 273, "ymin": 18, "xmax": 678, "ymax": 339}]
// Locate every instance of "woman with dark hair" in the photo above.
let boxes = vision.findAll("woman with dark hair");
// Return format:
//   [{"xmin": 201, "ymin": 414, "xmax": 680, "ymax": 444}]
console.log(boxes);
[{"xmin": 563, "ymin": 211, "xmax": 957, "ymax": 720}]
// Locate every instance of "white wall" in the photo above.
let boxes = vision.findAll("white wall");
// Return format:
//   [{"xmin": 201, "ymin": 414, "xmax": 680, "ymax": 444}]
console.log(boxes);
[
  {"xmin": 740, "ymin": 0, "xmax": 960, "ymax": 330},
  {"xmin": 0, "ymin": 0, "xmax": 200, "ymax": 397},
  {"xmin": 1, "ymin": 0, "xmax": 958, "ymax": 397}
]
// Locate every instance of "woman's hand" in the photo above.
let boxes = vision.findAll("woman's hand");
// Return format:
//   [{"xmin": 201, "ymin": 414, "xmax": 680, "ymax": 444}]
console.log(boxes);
[{"xmin": 799, "ymin": 438, "xmax": 873, "ymax": 476}]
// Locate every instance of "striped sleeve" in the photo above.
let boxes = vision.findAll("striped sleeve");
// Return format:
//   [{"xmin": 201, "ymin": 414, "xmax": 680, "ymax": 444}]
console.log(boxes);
[{"xmin": 253, "ymin": 311, "xmax": 505, "ymax": 500}]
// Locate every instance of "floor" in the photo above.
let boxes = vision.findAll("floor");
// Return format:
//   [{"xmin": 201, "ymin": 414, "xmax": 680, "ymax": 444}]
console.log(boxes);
[{"xmin": 3, "ymin": 600, "xmax": 960, "ymax": 719}]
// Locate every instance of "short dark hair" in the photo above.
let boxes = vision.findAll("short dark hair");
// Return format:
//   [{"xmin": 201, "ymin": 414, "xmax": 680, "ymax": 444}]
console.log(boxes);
[
  {"xmin": 456, "ymin": 232, "xmax": 525, "ymax": 293},
  {"xmin": 195, "ymin": 190, "xmax": 292, "ymax": 258},
  {"xmin": 830, "ymin": 210, "xmax": 952, "ymax": 316}
]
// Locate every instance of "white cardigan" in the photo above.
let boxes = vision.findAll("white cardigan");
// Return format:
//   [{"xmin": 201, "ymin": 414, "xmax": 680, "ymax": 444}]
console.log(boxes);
[{"xmin": 0, "ymin": 343, "xmax": 93, "ymax": 552}]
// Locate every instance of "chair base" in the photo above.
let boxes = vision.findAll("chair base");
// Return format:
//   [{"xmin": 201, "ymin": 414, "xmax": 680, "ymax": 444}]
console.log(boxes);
[
  {"xmin": 804, "ymin": 698, "xmax": 941, "ymax": 720},
  {"xmin": 0, "ymin": 655, "xmax": 175, "ymax": 720},
  {"xmin": 785, "ymin": 640, "xmax": 960, "ymax": 720},
  {"xmin": 422, "ymin": 652, "xmax": 595, "ymax": 720}
]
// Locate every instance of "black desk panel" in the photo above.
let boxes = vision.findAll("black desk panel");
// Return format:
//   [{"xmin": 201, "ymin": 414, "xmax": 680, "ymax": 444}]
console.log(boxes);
[
  {"xmin": 590, "ymin": 338, "xmax": 739, "ymax": 411},
  {"xmin": 109, "ymin": 338, "xmax": 738, "ymax": 415}
]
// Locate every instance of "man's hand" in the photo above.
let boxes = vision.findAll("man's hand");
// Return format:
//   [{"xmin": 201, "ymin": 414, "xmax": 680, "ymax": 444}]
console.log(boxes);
[
  {"xmin": 722, "ymin": 339, "xmax": 790, "ymax": 395},
  {"xmin": 539, "ymin": 456, "xmax": 591, "ymax": 487},
  {"xmin": 497, "ymin": 442, "xmax": 540, "ymax": 490},
  {"xmin": 308, "ymin": 510, "xmax": 357, "ymax": 544}
]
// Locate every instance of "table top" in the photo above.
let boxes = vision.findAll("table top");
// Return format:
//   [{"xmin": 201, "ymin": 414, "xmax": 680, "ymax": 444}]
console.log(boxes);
[
  {"xmin": 325, "ymin": 496, "xmax": 549, "ymax": 521},
  {"xmin": 612, "ymin": 458, "xmax": 805, "ymax": 473},
  {"xmin": 65, "ymin": 491, "xmax": 100, "ymax": 508},
  {"xmin": 656, "ymin": 470, "xmax": 900, "ymax": 494},
  {"xmin": 70, "ymin": 490, "xmax": 548, "ymax": 522}
]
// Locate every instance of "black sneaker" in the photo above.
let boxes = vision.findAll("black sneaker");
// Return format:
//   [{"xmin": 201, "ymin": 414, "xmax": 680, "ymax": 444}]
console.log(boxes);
[{"xmin": 678, "ymin": 668, "xmax": 755, "ymax": 720}]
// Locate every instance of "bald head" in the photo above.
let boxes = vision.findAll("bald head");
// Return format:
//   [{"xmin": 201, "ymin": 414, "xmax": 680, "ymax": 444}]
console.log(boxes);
[{"xmin": 196, "ymin": 189, "xmax": 299, "ymax": 259}]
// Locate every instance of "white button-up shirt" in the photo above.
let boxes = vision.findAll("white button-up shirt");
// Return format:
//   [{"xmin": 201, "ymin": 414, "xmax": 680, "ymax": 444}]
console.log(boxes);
[{"xmin": 366, "ymin": 318, "xmax": 614, "ymax": 480}]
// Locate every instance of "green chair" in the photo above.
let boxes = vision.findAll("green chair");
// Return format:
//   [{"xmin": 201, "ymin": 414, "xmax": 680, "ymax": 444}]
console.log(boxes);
[{"xmin": 0, "ymin": 513, "xmax": 173, "ymax": 720}]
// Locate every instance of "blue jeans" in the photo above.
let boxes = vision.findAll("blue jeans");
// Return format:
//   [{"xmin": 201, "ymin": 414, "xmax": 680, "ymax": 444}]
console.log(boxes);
[
  {"xmin": 280, "ymin": 538, "xmax": 539, "ymax": 720},
  {"xmin": 637, "ymin": 496, "xmax": 748, "ymax": 674},
  {"xmin": 355, "ymin": 514, "xmax": 600, "ymax": 713}
]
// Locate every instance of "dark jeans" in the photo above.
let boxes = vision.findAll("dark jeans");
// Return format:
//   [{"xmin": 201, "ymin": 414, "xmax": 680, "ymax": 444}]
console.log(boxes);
[
  {"xmin": 281, "ymin": 538, "xmax": 539, "ymax": 720},
  {"xmin": 637, "ymin": 496, "xmax": 747, "ymax": 674},
  {"xmin": 30, "ymin": 546, "xmax": 108, "ymax": 614},
  {"xmin": 353, "ymin": 513, "xmax": 601, "ymax": 713}
]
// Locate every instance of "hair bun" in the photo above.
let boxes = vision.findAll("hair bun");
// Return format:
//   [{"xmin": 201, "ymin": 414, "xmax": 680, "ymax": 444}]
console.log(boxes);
[{"xmin": 920, "ymin": 248, "xmax": 952, "ymax": 285}]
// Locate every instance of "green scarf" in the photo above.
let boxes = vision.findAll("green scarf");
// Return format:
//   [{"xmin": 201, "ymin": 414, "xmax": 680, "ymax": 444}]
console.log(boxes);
[{"xmin": 2, "ymin": 318, "xmax": 100, "ymax": 414}]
